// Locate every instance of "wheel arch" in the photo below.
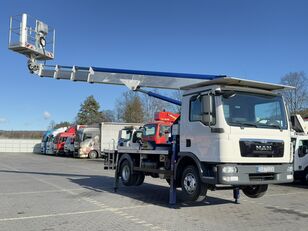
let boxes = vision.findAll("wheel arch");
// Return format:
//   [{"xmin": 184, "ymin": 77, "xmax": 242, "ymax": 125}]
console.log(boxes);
[
  {"xmin": 175, "ymin": 152, "xmax": 203, "ymax": 183},
  {"xmin": 117, "ymin": 153, "xmax": 134, "ymax": 173}
]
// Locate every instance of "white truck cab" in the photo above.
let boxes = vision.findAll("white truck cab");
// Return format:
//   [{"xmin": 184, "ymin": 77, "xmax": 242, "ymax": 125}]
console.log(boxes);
[
  {"xmin": 178, "ymin": 79, "xmax": 293, "ymax": 189},
  {"xmin": 291, "ymin": 114, "xmax": 308, "ymax": 183}
]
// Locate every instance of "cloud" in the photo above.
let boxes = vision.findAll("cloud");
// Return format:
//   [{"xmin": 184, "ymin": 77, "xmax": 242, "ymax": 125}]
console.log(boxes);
[
  {"xmin": 43, "ymin": 111, "xmax": 52, "ymax": 120},
  {"xmin": 0, "ymin": 117, "xmax": 7, "ymax": 123}
]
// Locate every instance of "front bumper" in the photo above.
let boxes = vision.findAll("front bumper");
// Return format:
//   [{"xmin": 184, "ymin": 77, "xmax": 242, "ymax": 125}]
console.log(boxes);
[
  {"xmin": 75, "ymin": 149, "xmax": 88, "ymax": 158},
  {"xmin": 214, "ymin": 163, "xmax": 293, "ymax": 185}
]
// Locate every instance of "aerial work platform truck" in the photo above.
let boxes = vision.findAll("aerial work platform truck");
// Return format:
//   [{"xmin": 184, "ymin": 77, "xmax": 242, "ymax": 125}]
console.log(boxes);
[{"xmin": 9, "ymin": 14, "xmax": 294, "ymax": 204}]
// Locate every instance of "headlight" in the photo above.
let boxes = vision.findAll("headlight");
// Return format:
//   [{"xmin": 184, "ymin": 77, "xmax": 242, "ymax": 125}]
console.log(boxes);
[
  {"xmin": 287, "ymin": 166, "xmax": 293, "ymax": 172},
  {"xmin": 222, "ymin": 166, "xmax": 238, "ymax": 174},
  {"xmin": 287, "ymin": 174, "xmax": 293, "ymax": 180}
]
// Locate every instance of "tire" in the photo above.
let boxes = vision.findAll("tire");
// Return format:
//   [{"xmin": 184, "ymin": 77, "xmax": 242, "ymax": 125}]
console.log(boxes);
[
  {"xmin": 120, "ymin": 160, "xmax": 137, "ymax": 186},
  {"xmin": 301, "ymin": 168, "xmax": 308, "ymax": 184},
  {"xmin": 88, "ymin": 151, "xmax": 98, "ymax": 159},
  {"xmin": 134, "ymin": 173, "xmax": 145, "ymax": 186},
  {"xmin": 181, "ymin": 165, "xmax": 207, "ymax": 202},
  {"xmin": 242, "ymin": 185, "xmax": 268, "ymax": 198}
]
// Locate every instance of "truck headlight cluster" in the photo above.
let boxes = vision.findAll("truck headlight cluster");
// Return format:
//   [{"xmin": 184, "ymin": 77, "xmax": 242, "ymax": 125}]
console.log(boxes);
[
  {"xmin": 287, "ymin": 175, "xmax": 293, "ymax": 180},
  {"xmin": 222, "ymin": 166, "xmax": 238, "ymax": 174}
]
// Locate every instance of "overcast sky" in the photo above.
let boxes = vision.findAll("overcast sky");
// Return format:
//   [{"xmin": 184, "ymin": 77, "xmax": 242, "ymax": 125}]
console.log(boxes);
[{"xmin": 0, "ymin": 0, "xmax": 307, "ymax": 130}]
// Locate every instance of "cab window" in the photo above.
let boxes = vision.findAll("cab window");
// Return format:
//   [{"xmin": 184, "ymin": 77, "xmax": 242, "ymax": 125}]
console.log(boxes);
[
  {"xmin": 189, "ymin": 95, "xmax": 216, "ymax": 125},
  {"xmin": 143, "ymin": 124, "xmax": 156, "ymax": 136}
]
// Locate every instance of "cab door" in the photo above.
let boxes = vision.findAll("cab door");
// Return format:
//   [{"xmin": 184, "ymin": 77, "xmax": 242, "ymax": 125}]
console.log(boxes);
[{"xmin": 294, "ymin": 138, "xmax": 308, "ymax": 172}]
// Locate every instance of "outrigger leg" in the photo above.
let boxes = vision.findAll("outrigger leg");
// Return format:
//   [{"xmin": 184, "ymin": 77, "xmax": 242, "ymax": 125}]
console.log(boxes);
[
  {"xmin": 233, "ymin": 187, "xmax": 240, "ymax": 204},
  {"xmin": 113, "ymin": 154, "xmax": 120, "ymax": 193}
]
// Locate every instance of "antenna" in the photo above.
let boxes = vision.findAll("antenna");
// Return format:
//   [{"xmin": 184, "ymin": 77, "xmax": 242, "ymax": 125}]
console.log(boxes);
[{"xmin": 8, "ymin": 13, "xmax": 55, "ymax": 73}]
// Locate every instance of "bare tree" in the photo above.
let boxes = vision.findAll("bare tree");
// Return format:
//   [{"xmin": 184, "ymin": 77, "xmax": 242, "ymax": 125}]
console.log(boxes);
[
  {"xmin": 115, "ymin": 91, "xmax": 144, "ymax": 123},
  {"xmin": 141, "ymin": 89, "xmax": 170, "ymax": 122},
  {"xmin": 280, "ymin": 72, "xmax": 308, "ymax": 114}
]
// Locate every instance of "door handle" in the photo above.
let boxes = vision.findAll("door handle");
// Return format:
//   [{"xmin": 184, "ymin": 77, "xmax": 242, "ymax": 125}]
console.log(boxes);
[{"xmin": 186, "ymin": 139, "xmax": 191, "ymax": 147}]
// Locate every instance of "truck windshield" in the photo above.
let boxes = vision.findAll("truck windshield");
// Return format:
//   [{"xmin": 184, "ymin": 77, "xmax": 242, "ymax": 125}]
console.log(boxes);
[
  {"xmin": 120, "ymin": 129, "xmax": 133, "ymax": 141},
  {"xmin": 143, "ymin": 124, "xmax": 157, "ymax": 136},
  {"xmin": 222, "ymin": 92, "xmax": 288, "ymax": 129}
]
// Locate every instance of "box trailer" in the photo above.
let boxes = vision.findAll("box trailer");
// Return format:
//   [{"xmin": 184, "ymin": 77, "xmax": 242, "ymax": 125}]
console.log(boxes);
[{"xmin": 75, "ymin": 123, "xmax": 142, "ymax": 159}]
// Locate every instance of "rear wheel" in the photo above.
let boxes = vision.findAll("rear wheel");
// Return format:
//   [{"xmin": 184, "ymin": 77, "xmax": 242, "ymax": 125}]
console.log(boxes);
[
  {"xmin": 120, "ymin": 160, "xmax": 137, "ymax": 186},
  {"xmin": 181, "ymin": 165, "xmax": 207, "ymax": 202},
  {"xmin": 134, "ymin": 173, "xmax": 145, "ymax": 186},
  {"xmin": 242, "ymin": 185, "xmax": 268, "ymax": 198},
  {"xmin": 88, "ymin": 151, "xmax": 98, "ymax": 159}
]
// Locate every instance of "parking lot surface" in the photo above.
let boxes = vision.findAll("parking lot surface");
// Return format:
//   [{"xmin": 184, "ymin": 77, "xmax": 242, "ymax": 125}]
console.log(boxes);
[{"xmin": 0, "ymin": 152, "xmax": 307, "ymax": 231}]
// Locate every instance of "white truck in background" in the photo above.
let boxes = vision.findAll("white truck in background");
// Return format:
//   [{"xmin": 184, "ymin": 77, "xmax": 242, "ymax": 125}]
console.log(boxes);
[
  {"xmin": 291, "ymin": 114, "xmax": 308, "ymax": 183},
  {"xmin": 74, "ymin": 123, "xmax": 142, "ymax": 159},
  {"xmin": 46, "ymin": 127, "xmax": 67, "ymax": 155}
]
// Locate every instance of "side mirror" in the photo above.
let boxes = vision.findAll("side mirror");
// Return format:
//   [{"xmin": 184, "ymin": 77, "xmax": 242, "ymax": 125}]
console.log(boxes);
[{"xmin": 201, "ymin": 95, "xmax": 213, "ymax": 125}]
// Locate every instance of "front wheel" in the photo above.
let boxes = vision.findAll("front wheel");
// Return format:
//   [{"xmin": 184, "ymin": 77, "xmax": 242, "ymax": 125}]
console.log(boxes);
[
  {"xmin": 242, "ymin": 185, "xmax": 268, "ymax": 198},
  {"xmin": 88, "ymin": 151, "xmax": 98, "ymax": 159},
  {"xmin": 181, "ymin": 165, "xmax": 207, "ymax": 202},
  {"xmin": 301, "ymin": 168, "xmax": 308, "ymax": 184}
]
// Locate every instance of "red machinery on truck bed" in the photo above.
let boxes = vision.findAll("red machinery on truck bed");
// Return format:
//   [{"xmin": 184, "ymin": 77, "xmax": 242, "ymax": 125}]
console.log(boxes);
[{"xmin": 142, "ymin": 112, "xmax": 180, "ymax": 146}]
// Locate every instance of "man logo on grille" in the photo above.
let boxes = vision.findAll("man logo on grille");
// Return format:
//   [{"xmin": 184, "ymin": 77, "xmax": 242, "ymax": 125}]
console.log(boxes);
[{"xmin": 256, "ymin": 145, "xmax": 272, "ymax": 151}]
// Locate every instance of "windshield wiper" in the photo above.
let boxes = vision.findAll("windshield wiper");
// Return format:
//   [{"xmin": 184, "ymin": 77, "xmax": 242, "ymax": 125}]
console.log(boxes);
[
  {"xmin": 260, "ymin": 124, "xmax": 282, "ymax": 130},
  {"xmin": 229, "ymin": 121, "xmax": 258, "ymax": 128}
]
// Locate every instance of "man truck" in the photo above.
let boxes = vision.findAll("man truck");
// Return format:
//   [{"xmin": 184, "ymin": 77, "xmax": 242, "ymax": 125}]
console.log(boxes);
[
  {"xmin": 114, "ymin": 78, "xmax": 294, "ymax": 202},
  {"xmin": 8, "ymin": 13, "xmax": 294, "ymax": 203}
]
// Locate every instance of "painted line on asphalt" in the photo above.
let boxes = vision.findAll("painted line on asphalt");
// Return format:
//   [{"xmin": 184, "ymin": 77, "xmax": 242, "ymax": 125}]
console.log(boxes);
[
  {"xmin": 0, "ymin": 208, "xmax": 109, "ymax": 222},
  {"xmin": 0, "ymin": 188, "xmax": 85, "ymax": 196}
]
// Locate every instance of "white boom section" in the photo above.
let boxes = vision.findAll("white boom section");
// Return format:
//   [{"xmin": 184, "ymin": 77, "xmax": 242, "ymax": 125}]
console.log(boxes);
[
  {"xmin": 37, "ymin": 64, "xmax": 225, "ymax": 90},
  {"xmin": 35, "ymin": 64, "xmax": 293, "ymax": 91}
]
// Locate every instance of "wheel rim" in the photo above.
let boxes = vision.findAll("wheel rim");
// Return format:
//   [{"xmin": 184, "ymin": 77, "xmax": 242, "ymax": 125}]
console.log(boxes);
[
  {"xmin": 183, "ymin": 173, "xmax": 197, "ymax": 194},
  {"xmin": 305, "ymin": 172, "xmax": 308, "ymax": 183},
  {"xmin": 90, "ymin": 152, "xmax": 96, "ymax": 158},
  {"xmin": 122, "ymin": 165, "xmax": 130, "ymax": 181}
]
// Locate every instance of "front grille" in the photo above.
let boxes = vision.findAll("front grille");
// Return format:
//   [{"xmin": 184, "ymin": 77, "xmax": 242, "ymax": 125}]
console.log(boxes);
[
  {"xmin": 240, "ymin": 140, "xmax": 284, "ymax": 157},
  {"xmin": 249, "ymin": 173, "xmax": 275, "ymax": 181}
]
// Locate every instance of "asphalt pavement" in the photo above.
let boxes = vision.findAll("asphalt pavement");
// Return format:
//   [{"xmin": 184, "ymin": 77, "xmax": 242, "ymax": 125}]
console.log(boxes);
[{"xmin": 0, "ymin": 152, "xmax": 307, "ymax": 231}]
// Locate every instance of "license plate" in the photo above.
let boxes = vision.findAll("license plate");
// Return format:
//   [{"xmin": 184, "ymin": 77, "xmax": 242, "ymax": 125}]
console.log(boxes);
[{"xmin": 256, "ymin": 166, "xmax": 275, "ymax": 173}]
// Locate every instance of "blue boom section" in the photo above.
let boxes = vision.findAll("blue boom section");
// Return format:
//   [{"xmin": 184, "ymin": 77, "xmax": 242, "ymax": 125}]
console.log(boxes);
[
  {"xmin": 91, "ymin": 66, "xmax": 225, "ymax": 81},
  {"xmin": 137, "ymin": 88, "xmax": 182, "ymax": 106}
]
